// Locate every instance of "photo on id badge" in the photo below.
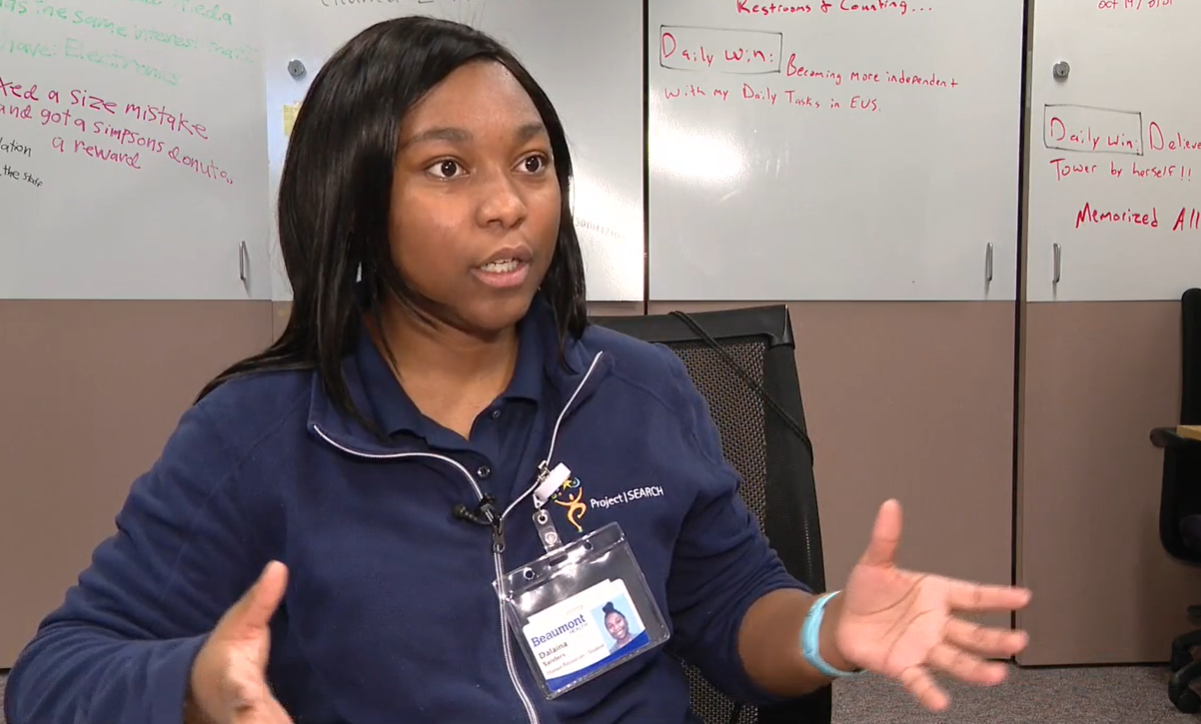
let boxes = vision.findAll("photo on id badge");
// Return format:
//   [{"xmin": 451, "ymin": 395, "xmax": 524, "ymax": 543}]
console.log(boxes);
[
  {"xmin": 593, "ymin": 593, "xmax": 649, "ymax": 654},
  {"xmin": 522, "ymin": 577, "xmax": 655, "ymax": 695}
]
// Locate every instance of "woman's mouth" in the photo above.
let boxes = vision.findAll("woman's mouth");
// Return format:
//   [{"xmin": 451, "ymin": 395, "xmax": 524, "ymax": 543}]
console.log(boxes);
[
  {"xmin": 480, "ymin": 259, "xmax": 521, "ymax": 274},
  {"xmin": 472, "ymin": 258, "xmax": 530, "ymax": 289}
]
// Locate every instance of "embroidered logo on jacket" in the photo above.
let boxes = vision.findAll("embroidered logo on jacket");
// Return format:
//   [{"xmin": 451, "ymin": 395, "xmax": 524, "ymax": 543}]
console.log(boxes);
[
  {"xmin": 553, "ymin": 477, "xmax": 588, "ymax": 532},
  {"xmin": 549, "ymin": 477, "xmax": 667, "ymax": 533},
  {"xmin": 590, "ymin": 487, "xmax": 666, "ymax": 511}
]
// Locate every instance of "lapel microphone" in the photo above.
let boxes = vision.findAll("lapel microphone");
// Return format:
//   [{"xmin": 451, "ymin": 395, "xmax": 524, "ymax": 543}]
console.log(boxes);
[{"xmin": 453, "ymin": 495, "xmax": 498, "ymax": 526}]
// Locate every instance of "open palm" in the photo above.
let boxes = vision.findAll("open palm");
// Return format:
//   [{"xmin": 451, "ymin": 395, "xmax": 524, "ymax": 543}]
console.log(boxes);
[{"xmin": 832, "ymin": 500, "xmax": 1032, "ymax": 712}]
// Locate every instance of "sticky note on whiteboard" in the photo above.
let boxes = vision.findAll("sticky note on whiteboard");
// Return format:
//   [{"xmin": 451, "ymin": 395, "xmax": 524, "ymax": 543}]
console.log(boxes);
[{"xmin": 283, "ymin": 102, "xmax": 301, "ymax": 137}]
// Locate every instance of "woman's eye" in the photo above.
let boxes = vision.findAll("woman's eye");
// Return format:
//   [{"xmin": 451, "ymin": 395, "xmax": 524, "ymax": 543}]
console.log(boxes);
[
  {"xmin": 521, "ymin": 155, "xmax": 548, "ymax": 174},
  {"xmin": 428, "ymin": 159, "xmax": 463, "ymax": 179}
]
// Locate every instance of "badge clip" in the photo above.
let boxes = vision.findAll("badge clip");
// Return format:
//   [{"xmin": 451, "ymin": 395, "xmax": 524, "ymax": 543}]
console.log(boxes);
[
  {"xmin": 533, "ymin": 507, "xmax": 563, "ymax": 552},
  {"xmin": 532, "ymin": 462, "xmax": 572, "ymax": 509}
]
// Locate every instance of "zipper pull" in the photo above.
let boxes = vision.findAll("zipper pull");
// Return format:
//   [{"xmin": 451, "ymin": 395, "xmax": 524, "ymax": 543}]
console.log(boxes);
[
  {"xmin": 474, "ymin": 495, "xmax": 504, "ymax": 553},
  {"xmin": 491, "ymin": 518, "xmax": 506, "ymax": 554}
]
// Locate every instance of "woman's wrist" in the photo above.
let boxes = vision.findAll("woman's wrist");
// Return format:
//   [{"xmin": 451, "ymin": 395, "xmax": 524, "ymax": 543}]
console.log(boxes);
[
  {"xmin": 798, "ymin": 590, "xmax": 863, "ymax": 679},
  {"xmin": 816, "ymin": 591, "xmax": 858, "ymax": 674}
]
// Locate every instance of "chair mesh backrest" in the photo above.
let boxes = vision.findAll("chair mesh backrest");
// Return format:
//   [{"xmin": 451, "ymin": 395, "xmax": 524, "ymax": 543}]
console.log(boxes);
[
  {"xmin": 1169, "ymin": 289, "xmax": 1201, "ymax": 551},
  {"xmin": 663, "ymin": 337, "xmax": 770, "ymax": 724}
]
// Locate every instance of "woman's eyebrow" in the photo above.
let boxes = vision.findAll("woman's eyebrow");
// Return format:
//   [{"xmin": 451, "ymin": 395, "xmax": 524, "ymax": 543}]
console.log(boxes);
[
  {"xmin": 401, "ymin": 127, "xmax": 472, "ymax": 149},
  {"xmin": 401, "ymin": 122, "xmax": 547, "ymax": 150},
  {"xmin": 515, "ymin": 121, "xmax": 548, "ymax": 142}
]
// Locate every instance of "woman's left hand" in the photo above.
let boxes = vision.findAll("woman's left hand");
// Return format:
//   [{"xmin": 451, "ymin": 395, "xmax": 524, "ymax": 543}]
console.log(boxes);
[{"xmin": 831, "ymin": 500, "xmax": 1032, "ymax": 712}]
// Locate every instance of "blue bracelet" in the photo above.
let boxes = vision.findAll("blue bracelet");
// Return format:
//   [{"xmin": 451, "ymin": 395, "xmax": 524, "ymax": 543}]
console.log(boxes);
[{"xmin": 800, "ymin": 591, "xmax": 863, "ymax": 678}]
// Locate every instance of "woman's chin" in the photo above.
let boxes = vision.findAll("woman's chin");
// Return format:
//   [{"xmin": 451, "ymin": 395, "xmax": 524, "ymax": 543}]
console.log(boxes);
[{"xmin": 460, "ymin": 295, "xmax": 537, "ymax": 334}]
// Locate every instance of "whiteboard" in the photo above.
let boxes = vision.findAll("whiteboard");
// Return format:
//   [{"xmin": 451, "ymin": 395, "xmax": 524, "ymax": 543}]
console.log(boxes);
[
  {"xmin": 1027, "ymin": 0, "xmax": 1201, "ymax": 302},
  {"xmin": 263, "ymin": 0, "xmax": 645, "ymax": 303},
  {"xmin": 647, "ymin": 0, "xmax": 1024, "ymax": 301},
  {"xmin": 0, "ymin": 0, "xmax": 270, "ymax": 300}
]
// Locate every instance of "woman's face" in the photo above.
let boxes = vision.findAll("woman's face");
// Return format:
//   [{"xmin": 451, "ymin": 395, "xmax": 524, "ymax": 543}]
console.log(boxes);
[
  {"xmin": 605, "ymin": 611, "xmax": 628, "ymax": 641},
  {"xmin": 388, "ymin": 59, "xmax": 561, "ymax": 336}
]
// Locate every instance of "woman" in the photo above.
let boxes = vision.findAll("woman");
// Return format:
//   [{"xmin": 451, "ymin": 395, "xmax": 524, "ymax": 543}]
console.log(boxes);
[
  {"xmin": 601, "ymin": 602, "xmax": 646, "ymax": 654},
  {"xmin": 3, "ymin": 16, "xmax": 1031, "ymax": 724}
]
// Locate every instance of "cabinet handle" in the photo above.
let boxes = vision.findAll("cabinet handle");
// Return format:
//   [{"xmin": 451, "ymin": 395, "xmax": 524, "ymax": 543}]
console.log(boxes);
[{"xmin": 239, "ymin": 241, "xmax": 249, "ymax": 283}]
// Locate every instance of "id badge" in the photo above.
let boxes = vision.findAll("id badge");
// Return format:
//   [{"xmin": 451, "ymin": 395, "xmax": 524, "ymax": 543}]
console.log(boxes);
[{"xmin": 496, "ymin": 522, "xmax": 670, "ymax": 698}]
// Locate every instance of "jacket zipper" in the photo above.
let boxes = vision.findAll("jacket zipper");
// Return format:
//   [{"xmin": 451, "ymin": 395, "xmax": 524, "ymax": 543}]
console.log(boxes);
[
  {"xmin": 310, "ymin": 351, "xmax": 604, "ymax": 724},
  {"xmin": 501, "ymin": 352, "xmax": 604, "ymax": 522}
]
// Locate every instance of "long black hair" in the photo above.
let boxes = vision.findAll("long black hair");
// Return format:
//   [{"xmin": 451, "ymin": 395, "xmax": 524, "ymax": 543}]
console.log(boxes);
[{"xmin": 196, "ymin": 16, "xmax": 589, "ymax": 428}]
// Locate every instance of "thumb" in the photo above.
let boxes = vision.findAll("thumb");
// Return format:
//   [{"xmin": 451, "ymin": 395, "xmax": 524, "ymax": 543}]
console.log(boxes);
[
  {"xmin": 222, "ymin": 561, "xmax": 288, "ymax": 637},
  {"xmin": 858, "ymin": 499, "xmax": 903, "ymax": 568}
]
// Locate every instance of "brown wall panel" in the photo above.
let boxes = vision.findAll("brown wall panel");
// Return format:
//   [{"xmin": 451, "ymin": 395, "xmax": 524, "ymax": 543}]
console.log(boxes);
[
  {"xmin": 271, "ymin": 300, "xmax": 647, "ymax": 340},
  {"xmin": 587, "ymin": 302, "xmax": 645, "ymax": 318},
  {"xmin": 1018, "ymin": 301, "xmax": 1197, "ymax": 665},
  {"xmin": 0, "ymin": 301, "xmax": 273, "ymax": 667},
  {"xmin": 273, "ymin": 301, "xmax": 291, "ymax": 341},
  {"xmin": 650, "ymin": 301, "xmax": 1016, "ymax": 628}
]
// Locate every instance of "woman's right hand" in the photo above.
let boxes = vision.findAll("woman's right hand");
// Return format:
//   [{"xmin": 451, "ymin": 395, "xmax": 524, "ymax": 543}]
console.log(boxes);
[{"xmin": 186, "ymin": 561, "xmax": 293, "ymax": 724}]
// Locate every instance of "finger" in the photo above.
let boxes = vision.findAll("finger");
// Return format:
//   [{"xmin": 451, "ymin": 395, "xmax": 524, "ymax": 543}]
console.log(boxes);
[
  {"xmin": 928, "ymin": 641, "xmax": 1010, "ymax": 686},
  {"xmin": 263, "ymin": 696, "xmax": 296, "ymax": 724},
  {"xmin": 897, "ymin": 665, "xmax": 949, "ymax": 712},
  {"xmin": 232, "ymin": 703, "xmax": 293, "ymax": 724},
  {"xmin": 226, "ymin": 561, "xmax": 289, "ymax": 633},
  {"xmin": 944, "ymin": 618, "xmax": 1030, "ymax": 658},
  {"xmin": 225, "ymin": 657, "xmax": 274, "ymax": 712},
  {"xmin": 946, "ymin": 580, "xmax": 1032, "ymax": 613},
  {"xmin": 858, "ymin": 499, "xmax": 903, "ymax": 568},
  {"xmin": 231, "ymin": 693, "xmax": 294, "ymax": 724},
  {"xmin": 227, "ymin": 666, "xmax": 292, "ymax": 723}
]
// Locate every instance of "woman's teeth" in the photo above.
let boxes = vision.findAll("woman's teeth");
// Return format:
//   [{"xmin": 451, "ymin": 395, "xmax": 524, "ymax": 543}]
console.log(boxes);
[{"xmin": 480, "ymin": 259, "xmax": 519, "ymax": 273}]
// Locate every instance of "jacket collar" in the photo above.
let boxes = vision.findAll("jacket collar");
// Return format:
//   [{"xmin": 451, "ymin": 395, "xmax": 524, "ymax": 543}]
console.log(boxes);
[
  {"xmin": 306, "ymin": 292, "xmax": 610, "ymax": 457},
  {"xmin": 354, "ymin": 301, "xmax": 546, "ymax": 440}
]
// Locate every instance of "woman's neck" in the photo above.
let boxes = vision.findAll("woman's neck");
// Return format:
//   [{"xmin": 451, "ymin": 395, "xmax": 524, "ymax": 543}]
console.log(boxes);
[{"xmin": 371, "ymin": 301, "xmax": 520, "ymax": 437}]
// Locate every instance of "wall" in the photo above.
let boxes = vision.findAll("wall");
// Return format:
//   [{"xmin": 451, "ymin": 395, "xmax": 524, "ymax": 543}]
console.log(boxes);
[
  {"xmin": 1005, "ymin": 0, "xmax": 1199, "ymax": 662},
  {"xmin": 0, "ymin": 301, "xmax": 273, "ymax": 665},
  {"xmin": 1016, "ymin": 302, "xmax": 1198, "ymax": 665}
]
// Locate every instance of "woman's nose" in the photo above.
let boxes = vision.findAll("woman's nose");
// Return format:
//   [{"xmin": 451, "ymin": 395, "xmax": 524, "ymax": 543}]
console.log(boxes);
[{"xmin": 476, "ymin": 172, "xmax": 528, "ymax": 229}]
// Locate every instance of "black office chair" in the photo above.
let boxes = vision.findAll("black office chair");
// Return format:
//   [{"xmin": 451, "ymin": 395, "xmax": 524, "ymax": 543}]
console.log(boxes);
[
  {"xmin": 1150, "ymin": 287, "xmax": 1201, "ymax": 714},
  {"xmin": 593, "ymin": 306, "xmax": 832, "ymax": 724}
]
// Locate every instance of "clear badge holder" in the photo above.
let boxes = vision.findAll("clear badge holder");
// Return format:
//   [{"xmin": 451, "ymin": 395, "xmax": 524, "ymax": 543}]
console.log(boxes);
[{"xmin": 496, "ymin": 519, "xmax": 671, "ymax": 699}]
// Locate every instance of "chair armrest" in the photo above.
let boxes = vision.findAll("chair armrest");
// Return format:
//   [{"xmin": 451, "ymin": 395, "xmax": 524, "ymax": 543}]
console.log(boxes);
[{"xmin": 1151, "ymin": 427, "xmax": 1201, "ymax": 449}]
